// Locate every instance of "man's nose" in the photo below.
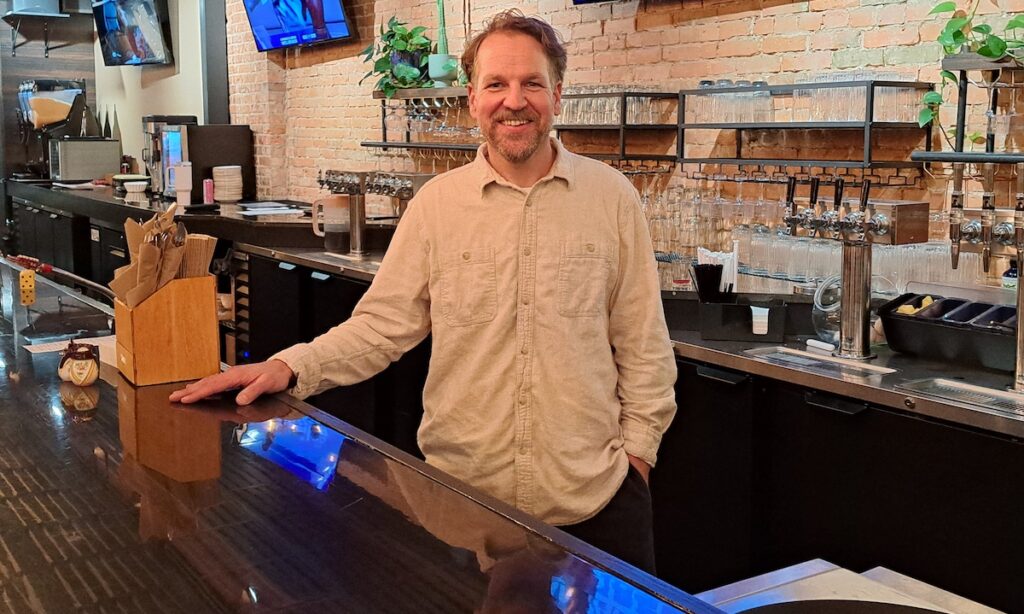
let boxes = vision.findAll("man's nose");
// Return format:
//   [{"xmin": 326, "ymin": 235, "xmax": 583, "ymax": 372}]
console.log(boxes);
[{"xmin": 502, "ymin": 84, "xmax": 527, "ymax": 110}]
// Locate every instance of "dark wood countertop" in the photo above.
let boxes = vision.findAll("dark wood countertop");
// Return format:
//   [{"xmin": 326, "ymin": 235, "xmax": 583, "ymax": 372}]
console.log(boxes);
[{"xmin": 0, "ymin": 257, "xmax": 716, "ymax": 613}]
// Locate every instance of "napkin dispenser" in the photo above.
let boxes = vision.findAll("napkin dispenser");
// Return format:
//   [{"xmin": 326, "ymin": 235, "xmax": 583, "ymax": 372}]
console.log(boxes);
[{"xmin": 114, "ymin": 276, "xmax": 220, "ymax": 385}]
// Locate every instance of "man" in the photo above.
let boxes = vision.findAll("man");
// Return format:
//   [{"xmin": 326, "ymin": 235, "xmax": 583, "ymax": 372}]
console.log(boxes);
[{"xmin": 170, "ymin": 10, "xmax": 676, "ymax": 573}]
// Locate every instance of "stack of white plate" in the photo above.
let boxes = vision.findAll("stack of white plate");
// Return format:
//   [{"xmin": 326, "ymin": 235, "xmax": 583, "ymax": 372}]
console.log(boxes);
[{"xmin": 212, "ymin": 166, "xmax": 243, "ymax": 203}]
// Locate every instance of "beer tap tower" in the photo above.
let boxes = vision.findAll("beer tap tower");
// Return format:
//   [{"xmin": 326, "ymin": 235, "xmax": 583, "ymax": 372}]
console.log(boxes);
[{"xmin": 784, "ymin": 177, "xmax": 930, "ymax": 360}]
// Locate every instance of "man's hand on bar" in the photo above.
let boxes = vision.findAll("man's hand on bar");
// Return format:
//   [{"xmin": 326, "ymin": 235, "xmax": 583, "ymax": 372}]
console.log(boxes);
[{"xmin": 169, "ymin": 360, "xmax": 296, "ymax": 405}]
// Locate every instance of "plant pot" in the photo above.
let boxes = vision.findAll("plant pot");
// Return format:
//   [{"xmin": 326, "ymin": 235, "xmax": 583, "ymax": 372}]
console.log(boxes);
[
  {"xmin": 390, "ymin": 51, "xmax": 426, "ymax": 80},
  {"xmin": 428, "ymin": 53, "xmax": 458, "ymax": 88}
]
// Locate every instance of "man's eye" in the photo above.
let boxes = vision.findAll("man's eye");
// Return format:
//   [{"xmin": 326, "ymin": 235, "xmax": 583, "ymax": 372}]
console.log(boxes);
[{"xmin": 486, "ymin": 83, "xmax": 503, "ymax": 89}]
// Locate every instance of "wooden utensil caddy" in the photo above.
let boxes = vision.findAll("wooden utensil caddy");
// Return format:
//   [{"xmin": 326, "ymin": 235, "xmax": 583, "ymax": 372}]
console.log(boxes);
[{"xmin": 115, "ymin": 276, "xmax": 220, "ymax": 385}]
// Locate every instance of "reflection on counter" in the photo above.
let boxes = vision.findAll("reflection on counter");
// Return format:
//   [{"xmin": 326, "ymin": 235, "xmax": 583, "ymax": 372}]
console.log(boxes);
[{"xmin": 237, "ymin": 416, "xmax": 345, "ymax": 491}]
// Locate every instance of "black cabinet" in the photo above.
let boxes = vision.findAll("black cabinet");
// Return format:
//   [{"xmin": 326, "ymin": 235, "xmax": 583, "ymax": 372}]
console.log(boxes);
[
  {"xmin": 243, "ymin": 253, "xmax": 430, "ymax": 455},
  {"xmin": 11, "ymin": 200, "xmax": 91, "ymax": 278},
  {"xmin": 247, "ymin": 255, "xmax": 304, "ymax": 362},
  {"xmin": 90, "ymin": 226, "xmax": 128, "ymax": 285},
  {"xmin": 756, "ymin": 382, "xmax": 1024, "ymax": 613},
  {"xmin": 652, "ymin": 359, "xmax": 756, "ymax": 594},
  {"xmin": 306, "ymin": 269, "xmax": 377, "ymax": 434}
]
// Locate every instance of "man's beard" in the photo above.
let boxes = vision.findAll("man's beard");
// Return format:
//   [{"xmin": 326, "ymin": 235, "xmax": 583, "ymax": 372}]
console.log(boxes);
[{"xmin": 486, "ymin": 112, "xmax": 550, "ymax": 164}]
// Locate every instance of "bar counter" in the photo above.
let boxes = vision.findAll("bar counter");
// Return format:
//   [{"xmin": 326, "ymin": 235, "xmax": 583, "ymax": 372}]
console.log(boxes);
[{"xmin": 0, "ymin": 261, "xmax": 716, "ymax": 612}]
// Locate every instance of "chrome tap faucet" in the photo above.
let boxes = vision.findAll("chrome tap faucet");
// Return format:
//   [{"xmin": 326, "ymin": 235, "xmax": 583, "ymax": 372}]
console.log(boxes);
[{"xmin": 981, "ymin": 162, "xmax": 996, "ymax": 273}]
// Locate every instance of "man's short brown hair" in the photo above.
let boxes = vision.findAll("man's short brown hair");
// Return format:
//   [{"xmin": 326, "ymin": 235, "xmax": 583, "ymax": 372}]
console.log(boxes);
[{"xmin": 461, "ymin": 10, "xmax": 567, "ymax": 86}]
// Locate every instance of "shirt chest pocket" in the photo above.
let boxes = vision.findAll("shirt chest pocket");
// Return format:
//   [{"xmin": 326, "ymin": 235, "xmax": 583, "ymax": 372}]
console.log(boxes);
[
  {"xmin": 439, "ymin": 248, "xmax": 498, "ymax": 326},
  {"xmin": 557, "ymin": 241, "xmax": 612, "ymax": 317}
]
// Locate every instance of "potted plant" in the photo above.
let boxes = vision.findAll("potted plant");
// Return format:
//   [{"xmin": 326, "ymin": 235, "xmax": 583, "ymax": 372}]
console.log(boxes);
[
  {"xmin": 360, "ymin": 17, "xmax": 433, "ymax": 98},
  {"xmin": 918, "ymin": 1, "xmax": 1024, "ymax": 141},
  {"xmin": 428, "ymin": 0, "xmax": 459, "ymax": 88}
]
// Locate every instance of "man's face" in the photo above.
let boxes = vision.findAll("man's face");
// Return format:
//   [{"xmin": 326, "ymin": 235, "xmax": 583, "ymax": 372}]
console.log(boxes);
[{"xmin": 468, "ymin": 31, "xmax": 562, "ymax": 167}]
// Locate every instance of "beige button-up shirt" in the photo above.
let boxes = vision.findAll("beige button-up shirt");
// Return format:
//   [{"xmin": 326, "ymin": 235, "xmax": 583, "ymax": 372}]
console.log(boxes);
[{"xmin": 272, "ymin": 139, "xmax": 677, "ymax": 525}]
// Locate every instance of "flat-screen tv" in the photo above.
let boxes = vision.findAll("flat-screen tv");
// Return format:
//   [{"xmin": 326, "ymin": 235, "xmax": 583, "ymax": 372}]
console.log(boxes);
[
  {"xmin": 92, "ymin": 0, "xmax": 173, "ymax": 66},
  {"xmin": 242, "ymin": 0, "xmax": 353, "ymax": 52}
]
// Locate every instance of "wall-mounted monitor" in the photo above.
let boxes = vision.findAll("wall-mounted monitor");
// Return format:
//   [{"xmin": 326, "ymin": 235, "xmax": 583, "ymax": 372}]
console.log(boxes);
[
  {"xmin": 92, "ymin": 0, "xmax": 173, "ymax": 66},
  {"xmin": 242, "ymin": 0, "xmax": 353, "ymax": 52}
]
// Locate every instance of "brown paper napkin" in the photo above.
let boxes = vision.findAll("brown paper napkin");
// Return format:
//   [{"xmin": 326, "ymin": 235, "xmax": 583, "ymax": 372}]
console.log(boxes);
[{"xmin": 124, "ymin": 242, "xmax": 161, "ymax": 308}]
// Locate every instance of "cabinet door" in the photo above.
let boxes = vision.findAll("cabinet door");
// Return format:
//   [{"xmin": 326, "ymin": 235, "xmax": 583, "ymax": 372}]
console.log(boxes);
[
  {"xmin": 13, "ymin": 203, "xmax": 36, "ymax": 258},
  {"xmin": 35, "ymin": 211, "xmax": 57, "ymax": 267},
  {"xmin": 51, "ymin": 212, "xmax": 74, "ymax": 272},
  {"xmin": 99, "ymin": 227, "xmax": 128, "ymax": 285},
  {"xmin": 758, "ymin": 382, "xmax": 1024, "ymax": 612},
  {"xmin": 247, "ymin": 255, "xmax": 303, "ymax": 362},
  {"xmin": 306, "ymin": 271, "xmax": 377, "ymax": 433},
  {"xmin": 89, "ymin": 226, "xmax": 102, "ymax": 283},
  {"xmin": 651, "ymin": 359, "xmax": 755, "ymax": 593}
]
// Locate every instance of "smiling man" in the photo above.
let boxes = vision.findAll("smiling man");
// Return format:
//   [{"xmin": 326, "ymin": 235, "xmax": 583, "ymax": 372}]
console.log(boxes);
[{"xmin": 170, "ymin": 10, "xmax": 676, "ymax": 573}]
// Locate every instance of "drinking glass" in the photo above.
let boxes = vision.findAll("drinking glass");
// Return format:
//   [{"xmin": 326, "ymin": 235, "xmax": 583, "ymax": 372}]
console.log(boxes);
[
  {"xmin": 787, "ymin": 236, "xmax": 811, "ymax": 282},
  {"xmin": 713, "ymin": 79, "xmax": 734, "ymax": 123}
]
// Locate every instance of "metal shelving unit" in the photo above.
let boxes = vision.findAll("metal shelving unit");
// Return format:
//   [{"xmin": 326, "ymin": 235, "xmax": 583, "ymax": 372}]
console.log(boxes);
[
  {"xmin": 679, "ymin": 80, "xmax": 934, "ymax": 173},
  {"xmin": 555, "ymin": 90, "xmax": 679, "ymax": 163}
]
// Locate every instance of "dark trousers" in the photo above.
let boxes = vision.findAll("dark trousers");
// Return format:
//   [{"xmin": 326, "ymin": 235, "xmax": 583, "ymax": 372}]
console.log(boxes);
[{"xmin": 559, "ymin": 465, "xmax": 657, "ymax": 574}]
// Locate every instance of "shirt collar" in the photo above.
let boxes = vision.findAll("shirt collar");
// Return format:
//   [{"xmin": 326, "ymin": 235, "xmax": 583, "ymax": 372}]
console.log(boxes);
[{"xmin": 473, "ymin": 137, "xmax": 576, "ymax": 195}]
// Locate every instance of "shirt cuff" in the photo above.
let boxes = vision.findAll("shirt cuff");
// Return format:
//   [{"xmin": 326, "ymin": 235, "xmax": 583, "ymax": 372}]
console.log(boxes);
[
  {"xmin": 269, "ymin": 343, "xmax": 322, "ymax": 400},
  {"xmin": 621, "ymin": 423, "xmax": 661, "ymax": 468}
]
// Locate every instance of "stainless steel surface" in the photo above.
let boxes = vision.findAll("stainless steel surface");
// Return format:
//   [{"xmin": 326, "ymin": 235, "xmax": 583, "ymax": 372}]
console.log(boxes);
[
  {"xmin": 745, "ymin": 346, "xmax": 894, "ymax": 379},
  {"xmin": 861, "ymin": 568, "xmax": 1003, "ymax": 614},
  {"xmin": 670, "ymin": 330, "xmax": 1024, "ymax": 439},
  {"xmin": 836, "ymin": 241, "xmax": 874, "ymax": 359},
  {"xmin": 48, "ymin": 138, "xmax": 121, "ymax": 182},
  {"xmin": 141, "ymin": 115, "xmax": 197, "ymax": 195},
  {"xmin": 897, "ymin": 378, "xmax": 1024, "ymax": 419},
  {"xmin": 349, "ymin": 194, "xmax": 367, "ymax": 257},
  {"xmin": 234, "ymin": 242, "xmax": 382, "ymax": 282}
]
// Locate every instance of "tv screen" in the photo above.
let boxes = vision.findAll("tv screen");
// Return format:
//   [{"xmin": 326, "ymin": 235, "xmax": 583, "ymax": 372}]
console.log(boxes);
[
  {"xmin": 242, "ymin": 0, "xmax": 353, "ymax": 52},
  {"xmin": 92, "ymin": 0, "xmax": 173, "ymax": 66}
]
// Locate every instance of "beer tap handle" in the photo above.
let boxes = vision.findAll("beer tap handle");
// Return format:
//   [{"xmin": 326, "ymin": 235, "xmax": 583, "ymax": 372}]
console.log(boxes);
[
  {"xmin": 808, "ymin": 177, "xmax": 821, "ymax": 213},
  {"xmin": 982, "ymin": 162, "xmax": 996, "ymax": 273},
  {"xmin": 950, "ymin": 162, "xmax": 964, "ymax": 269},
  {"xmin": 833, "ymin": 177, "xmax": 845, "ymax": 213},
  {"xmin": 785, "ymin": 175, "xmax": 798, "ymax": 236}
]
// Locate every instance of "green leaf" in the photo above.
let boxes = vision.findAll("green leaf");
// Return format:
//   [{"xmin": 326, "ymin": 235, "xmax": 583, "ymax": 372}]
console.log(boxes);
[
  {"xmin": 419, "ymin": 55, "xmax": 429, "ymax": 66},
  {"xmin": 940, "ymin": 70, "xmax": 958, "ymax": 83},
  {"xmin": 923, "ymin": 91, "xmax": 944, "ymax": 104},
  {"xmin": 938, "ymin": 29, "xmax": 956, "ymax": 46},
  {"xmin": 929, "ymin": 1, "xmax": 957, "ymax": 14},
  {"xmin": 1008, "ymin": 15, "xmax": 1024, "ymax": 29},
  {"xmin": 977, "ymin": 34, "xmax": 1008, "ymax": 57},
  {"xmin": 387, "ymin": 16, "xmax": 399, "ymax": 29},
  {"xmin": 968, "ymin": 132, "xmax": 986, "ymax": 144},
  {"xmin": 393, "ymin": 64, "xmax": 421, "ymax": 80},
  {"xmin": 410, "ymin": 26, "xmax": 427, "ymax": 37},
  {"xmin": 374, "ymin": 57, "xmax": 390, "ymax": 72},
  {"xmin": 951, "ymin": 29, "xmax": 968, "ymax": 45},
  {"xmin": 411, "ymin": 36, "xmax": 430, "ymax": 47},
  {"xmin": 394, "ymin": 25, "xmax": 409, "ymax": 36},
  {"xmin": 918, "ymin": 107, "xmax": 935, "ymax": 127},
  {"xmin": 1006, "ymin": 40, "xmax": 1024, "ymax": 48},
  {"xmin": 945, "ymin": 16, "xmax": 969, "ymax": 33},
  {"xmin": 393, "ymin": 39, "xmax": 408, "ymax": 51},
  {"xmin": 973, "ymin": 23, "xmax": 992, "ymax": 34}
]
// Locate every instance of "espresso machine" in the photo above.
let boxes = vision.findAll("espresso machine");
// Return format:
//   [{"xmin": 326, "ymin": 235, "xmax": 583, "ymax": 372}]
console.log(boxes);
[
  {"xmin": 141, "ymin": 115, "xmax": 197, "ymax": 195},
  {"xmin": 14, "ymin": 79, "xmax": 100, "ymax": 178}
]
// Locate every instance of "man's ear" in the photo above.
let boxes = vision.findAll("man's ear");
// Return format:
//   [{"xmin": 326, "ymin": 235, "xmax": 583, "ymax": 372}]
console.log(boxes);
[{"xmin": 553, "ymin": 81, "xmax": 563, "ymax": 116}]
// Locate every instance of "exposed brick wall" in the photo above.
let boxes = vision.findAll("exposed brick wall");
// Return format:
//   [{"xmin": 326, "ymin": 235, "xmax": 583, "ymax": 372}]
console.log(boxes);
[{"xmin": 226, "ymin": 0, "xmax": 1024, "ymax": 206}]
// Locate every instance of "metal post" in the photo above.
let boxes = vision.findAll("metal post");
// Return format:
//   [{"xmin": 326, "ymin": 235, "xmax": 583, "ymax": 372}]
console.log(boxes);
[
  {"xmin": 348, "ymin": 194, "xmax": 367, "ymax": 258},
  {"xmin": 834, "ymin": 240, "xmax": 875, "ymax": 360}
]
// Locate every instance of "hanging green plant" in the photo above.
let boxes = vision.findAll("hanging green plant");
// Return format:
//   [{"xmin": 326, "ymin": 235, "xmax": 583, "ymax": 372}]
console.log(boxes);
[{"xmin": 360, "ymin": 16, "xmax": 433, "ymax": 98}]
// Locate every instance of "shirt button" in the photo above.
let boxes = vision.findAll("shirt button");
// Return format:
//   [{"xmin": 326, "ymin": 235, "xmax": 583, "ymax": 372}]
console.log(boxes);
[
  {"xmin": 525, "ymin": 201, "xmax": 532, "ymax": 207},
  {"xmin": 462, "ymin": 252, "xmax": 470, "ymax": 261},
  {"xmin": 524, "ymin": 247, "xmax": 531, "ymax": 256},
  {"xmin": 520, "ymin": 346, "xmax": 528, "ymax": 355},
  {"xmin": 586, "ymin": 243, "xmax": 595, "ymax": 252}
]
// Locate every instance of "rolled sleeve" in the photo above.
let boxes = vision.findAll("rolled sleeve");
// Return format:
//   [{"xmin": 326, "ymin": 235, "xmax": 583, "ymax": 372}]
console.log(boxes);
[{"xmin": 608, "ymin": 189, "xmax": 677, "ymax": 468}]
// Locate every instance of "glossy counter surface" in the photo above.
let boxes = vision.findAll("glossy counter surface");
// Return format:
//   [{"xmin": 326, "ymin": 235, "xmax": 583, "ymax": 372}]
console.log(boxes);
[
  {"xmin": 0, "ymin": 261, "xmax": 716, "ymax": 613},
  {"xmin": 5, "ymin": 180, "xmax": 398, "ymax": 249}
]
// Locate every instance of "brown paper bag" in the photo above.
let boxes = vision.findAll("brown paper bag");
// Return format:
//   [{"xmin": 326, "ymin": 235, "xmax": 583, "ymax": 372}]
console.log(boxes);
[{"xmin": 125, "ymin": 243, "xmax": 161, "ymax": 308}]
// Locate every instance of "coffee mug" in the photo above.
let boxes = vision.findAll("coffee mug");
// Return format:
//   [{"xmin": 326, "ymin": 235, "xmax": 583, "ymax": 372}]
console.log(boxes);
[{"xmin": 312, "ymin": 195, "xmax": 349, "ymax": 252}]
